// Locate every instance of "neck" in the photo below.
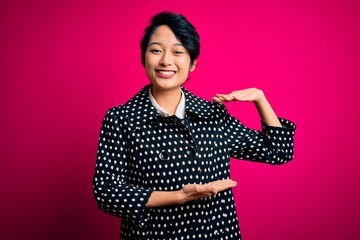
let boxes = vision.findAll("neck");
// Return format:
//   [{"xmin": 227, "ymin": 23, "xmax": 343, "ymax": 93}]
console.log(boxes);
[{"xmin": 151, "ymin": 86, "xmax": 182, "ymax": 116}]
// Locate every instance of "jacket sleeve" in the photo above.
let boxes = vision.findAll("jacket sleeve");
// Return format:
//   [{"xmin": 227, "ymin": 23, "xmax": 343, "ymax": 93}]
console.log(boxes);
[
  {"xmin": 223, "ymin": 110, "xmax": 296, "ymax": 165},
  {"xmin": 92, "ymin": 107, "xmax": 153, "ymax": 227}
]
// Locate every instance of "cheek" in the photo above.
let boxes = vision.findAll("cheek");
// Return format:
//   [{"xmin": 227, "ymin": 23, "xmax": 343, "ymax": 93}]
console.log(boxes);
[
  {"xmin": 144, "ymin": 57, "xmax": 155, "ymax": 73},
  {"xmin": 145, "ymin": 52, "xmax": 156, "ymax": 66},
  {"xmin": 144, "ymin": 54, "xmax": 150, "ymax": 67},
  {"xmin": 144, "ymin": 60, "xmax": 152, "ymax": 77},
  {"xmin": 145, "ymin": 64, "xmax": 153, "ymax": 79},
  {"xmin": 178, "ymin": 58, "xmax": 191, "ymax": 71}
]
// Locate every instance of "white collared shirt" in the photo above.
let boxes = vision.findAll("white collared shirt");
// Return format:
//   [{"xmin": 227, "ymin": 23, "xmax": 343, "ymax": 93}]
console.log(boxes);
[{"xmin": 148, "ymin": 88, "xmax": 185, "ymax": 119}]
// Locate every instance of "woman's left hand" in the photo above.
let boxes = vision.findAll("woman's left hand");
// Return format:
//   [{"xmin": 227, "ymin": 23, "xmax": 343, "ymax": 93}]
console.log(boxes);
[
  {"xmin": 213, "ymin": 87, "xmax": 283, "ymax": 127},
  {"xmin": 212, "ymin": 88, "xmax": 264, "ymax": 103}
]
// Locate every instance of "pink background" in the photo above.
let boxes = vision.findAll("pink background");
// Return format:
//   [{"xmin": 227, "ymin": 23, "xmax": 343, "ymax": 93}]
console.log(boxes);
[{"xmin": 1, "ymin": 0, "xmax": 359, "ymax": 239}]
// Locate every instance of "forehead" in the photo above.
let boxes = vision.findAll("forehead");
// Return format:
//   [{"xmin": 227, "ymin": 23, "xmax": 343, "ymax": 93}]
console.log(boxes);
[{"xmin": 149, "ymin": 25, "xmax": 182, "ymax": 45}]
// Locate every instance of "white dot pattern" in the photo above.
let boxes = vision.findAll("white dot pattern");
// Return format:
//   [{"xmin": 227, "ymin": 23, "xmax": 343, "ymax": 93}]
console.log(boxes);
[{"xmin": 93, "ymin": 84, "xmax": 296, "ymax": 240}]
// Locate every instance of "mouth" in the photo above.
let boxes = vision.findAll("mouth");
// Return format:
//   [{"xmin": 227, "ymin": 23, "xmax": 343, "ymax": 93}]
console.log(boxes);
[{"xmin": 156, "ymin": 70, "xmax": 176, "ymax": 78}]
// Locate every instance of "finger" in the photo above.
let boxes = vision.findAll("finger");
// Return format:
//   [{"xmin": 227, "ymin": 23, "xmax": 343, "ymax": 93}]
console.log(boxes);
[
  {"xmin": 210, "ymin": 179, "xmax": 236, "ymax": 185},
  {"xmin": 194, "ymin": 184, "xmax": 216, "ymax": 194},
  {"xmin": 200, "ymin": 182, "xmax": 222, "ymax": 194},
  {"xmin": 210, "ymin": 179, "xmax": 237, "ymax": 190},
  {"xmin": 212, "ymin": 94, "xmax": 227, "ymax": 102},
  {"xmin": 221, "ymin": 94, "xmax": 235, "ymax": 101},
  {"xmin": 212, "ymin": 96, "xmax": 223, "ymax": 102}
]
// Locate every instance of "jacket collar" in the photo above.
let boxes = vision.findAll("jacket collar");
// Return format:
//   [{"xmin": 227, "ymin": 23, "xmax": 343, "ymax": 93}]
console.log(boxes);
[{"xmin": 124, "ymin": 84, "xmax": 220, "ymax": 128}]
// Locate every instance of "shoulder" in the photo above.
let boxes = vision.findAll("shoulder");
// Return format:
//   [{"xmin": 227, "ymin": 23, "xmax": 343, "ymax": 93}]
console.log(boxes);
[
  {"xmin": 100, "ymin": 106, "xmax": 127, "ymax": 130},
  {"xmin": 104, "ymin": 105, "xmax": 126, "ymax": 118},
  {"xmin": 102, "ymin": 85, "xmax": 157, "ymax": 129},
  {"xmin": 182, "ymin": 87, "xmax": 228, "ymax": 119},
  {"xmin": 105, "ymin": 85, "xmax": 151, "ymax": 116}
]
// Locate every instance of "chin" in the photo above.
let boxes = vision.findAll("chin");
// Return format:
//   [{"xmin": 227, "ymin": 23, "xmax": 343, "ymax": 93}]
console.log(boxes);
[{"xmin": 152, "ymin": 79, "xmax": 182, "ymax": 89}]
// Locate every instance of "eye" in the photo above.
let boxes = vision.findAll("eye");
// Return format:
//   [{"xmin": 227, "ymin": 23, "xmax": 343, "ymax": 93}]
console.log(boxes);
[
  {"xmin": 174, "ymin": 51, "xmax": 184, "ymax": 55},
  {"xmin": 150, "ymin": 49, "xmax": 162, "ymax": 54}
]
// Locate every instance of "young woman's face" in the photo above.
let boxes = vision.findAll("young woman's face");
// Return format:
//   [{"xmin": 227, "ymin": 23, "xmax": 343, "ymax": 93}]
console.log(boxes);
[{"xmin": 145, "ymin": 25, "xmax": 196, "ymax": 92}]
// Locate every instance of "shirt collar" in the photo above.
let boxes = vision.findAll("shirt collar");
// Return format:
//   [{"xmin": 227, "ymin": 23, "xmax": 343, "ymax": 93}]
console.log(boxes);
[
  {"xmin": 148, "ymin": 87, "xmax": 185, "ymax": 119},
  {"xmin": 124, "ymin": 84, "xmax": 223, "ymax": 129}
]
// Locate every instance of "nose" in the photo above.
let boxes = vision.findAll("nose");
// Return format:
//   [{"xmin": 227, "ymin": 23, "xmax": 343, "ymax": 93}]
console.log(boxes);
[{"xmin": 159, "ymin": 51, "xmax": 173, "ymax": 66}]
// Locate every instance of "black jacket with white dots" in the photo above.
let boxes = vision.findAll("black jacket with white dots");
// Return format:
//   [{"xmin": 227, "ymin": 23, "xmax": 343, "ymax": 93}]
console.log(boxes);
[{"xmin": 93, "ymin": 84, "xmax": 296, "ymax": 240}]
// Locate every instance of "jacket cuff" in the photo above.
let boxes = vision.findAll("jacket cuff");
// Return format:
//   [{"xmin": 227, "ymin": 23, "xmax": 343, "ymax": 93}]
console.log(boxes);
[{"xmin": 261, "ymin": 118, "xmax": 296, "ymax": 162}]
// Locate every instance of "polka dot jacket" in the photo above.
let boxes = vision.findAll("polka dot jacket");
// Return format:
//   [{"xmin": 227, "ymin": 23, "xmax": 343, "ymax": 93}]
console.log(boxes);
[{"xmin": 93, "ymin": 84, "xmax": 296, "ymax": 240}]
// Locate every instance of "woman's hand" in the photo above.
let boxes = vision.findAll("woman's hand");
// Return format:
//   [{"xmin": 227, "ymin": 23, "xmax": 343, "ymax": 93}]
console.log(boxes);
[
  {"xmin": 176, "ymin": 179, "xmax": 237, "ymax": 204},
  {"xmin": 212, "ymin": 88, "xmax": 264, "ymax": 103},
  {"xmin": 146, "ymin": 179, "xmax": 237, "ymax": 208},
  {"xmin": 212, "ymin": 87, "xmax": 282, "ymax": 127}
]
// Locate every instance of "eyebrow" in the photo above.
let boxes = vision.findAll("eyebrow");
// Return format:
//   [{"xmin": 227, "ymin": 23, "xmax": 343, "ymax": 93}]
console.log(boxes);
[{"xmin": 148, "ymin": 42, "xmax": 184, "ymax": 47}]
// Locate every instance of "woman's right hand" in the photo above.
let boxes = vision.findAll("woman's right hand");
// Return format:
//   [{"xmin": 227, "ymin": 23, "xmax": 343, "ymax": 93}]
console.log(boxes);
[
  {"xmin": 146, "ymin": 179, "xmax": 237, "ymax": 208},
  {"xmin": 176, "ymin": 179, "xmax": 237, "ymax": 204}
]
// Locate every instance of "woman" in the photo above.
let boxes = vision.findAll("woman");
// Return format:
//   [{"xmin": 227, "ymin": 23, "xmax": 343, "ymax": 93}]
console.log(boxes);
[{"xmin": 93, "ymin": 12, "xmax": 296, "ymax": 240}]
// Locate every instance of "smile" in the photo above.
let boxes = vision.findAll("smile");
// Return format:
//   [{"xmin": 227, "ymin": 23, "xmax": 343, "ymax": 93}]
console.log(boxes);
[
  {"xmin": 156, "ymin": 70, "xmax": 176, "ymax": 76},
  {"xmin": 156, "ymin": 70, "xmax": 176, "ymax": 78}
]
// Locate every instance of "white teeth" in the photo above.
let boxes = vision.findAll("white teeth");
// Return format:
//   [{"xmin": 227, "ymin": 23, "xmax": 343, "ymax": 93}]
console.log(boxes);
[{"xmin": 158, "ymin": 71, "xmax": 175, "ymax": 76}]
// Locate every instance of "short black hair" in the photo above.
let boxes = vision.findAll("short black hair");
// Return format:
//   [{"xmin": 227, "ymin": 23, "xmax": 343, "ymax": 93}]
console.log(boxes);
[{"xmin": 140, "ymin": 11, "xmax": 200, "ymax": 66}]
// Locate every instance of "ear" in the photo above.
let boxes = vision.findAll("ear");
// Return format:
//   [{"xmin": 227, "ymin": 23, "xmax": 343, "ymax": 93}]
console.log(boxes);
[{"xmin": 189, "ymin": 60, "xmax": 197, "ymax": 72}]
